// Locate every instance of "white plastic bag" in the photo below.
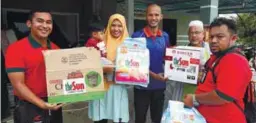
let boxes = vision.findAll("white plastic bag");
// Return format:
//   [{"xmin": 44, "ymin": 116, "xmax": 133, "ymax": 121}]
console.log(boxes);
[{"xmin": 161, "ymin": 101, "xmax": 206, "ymax": 123}]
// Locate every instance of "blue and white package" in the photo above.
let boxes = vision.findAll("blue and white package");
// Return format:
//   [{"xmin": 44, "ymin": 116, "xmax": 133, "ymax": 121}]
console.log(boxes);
[{"xmin": 161, "ymin": 101, "xmax": 206, "ymax": 123}]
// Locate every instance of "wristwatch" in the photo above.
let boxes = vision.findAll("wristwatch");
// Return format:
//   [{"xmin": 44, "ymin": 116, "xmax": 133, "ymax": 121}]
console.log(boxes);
[{"xmin": 192, "ymin": 94, "xmax": 200, "ymax": 107}]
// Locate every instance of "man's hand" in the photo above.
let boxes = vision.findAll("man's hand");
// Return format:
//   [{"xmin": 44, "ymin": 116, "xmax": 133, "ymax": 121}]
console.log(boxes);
[
  {"xmin": 150, "ymin": 71, "xmax": 168, "ymax": 82},
  {"xmin": 41, "ymin": 102, "xmax": 64, "ymax": 110},
  {"xmin": 183, "ymin": 94, "xmax": 194, "ymax": 108},
  {"xmin": 8, "ymin": 72, "xmax": 64, "ymax": 110}
]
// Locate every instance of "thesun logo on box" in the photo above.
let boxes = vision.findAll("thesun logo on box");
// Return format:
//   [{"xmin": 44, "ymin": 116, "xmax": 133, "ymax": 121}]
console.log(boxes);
[
  {"xmin": 125, "ymin": 59, "xmax": 140, "ymax": 67},
  {"xmin": 63, "ymin": 78, "xmax": 86, "ymax": 95}
]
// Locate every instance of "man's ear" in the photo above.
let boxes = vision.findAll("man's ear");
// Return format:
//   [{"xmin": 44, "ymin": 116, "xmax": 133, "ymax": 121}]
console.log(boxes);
[
  {"xmin": 160, "ymin": 14, "xmax": 163, "ymax": 21},
  {"xmin": 231, "ymin": 34, "xmax": 238, "ymax": 42},
  {"xmin": 26, "ymin": 20, "xmax": 32, "ymax": 28}
]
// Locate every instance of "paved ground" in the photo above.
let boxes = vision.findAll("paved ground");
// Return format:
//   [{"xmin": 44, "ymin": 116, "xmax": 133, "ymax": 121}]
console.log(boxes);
[{"xmin": 2, "ymin": 82, "xmax": 175, "ymax": 123}]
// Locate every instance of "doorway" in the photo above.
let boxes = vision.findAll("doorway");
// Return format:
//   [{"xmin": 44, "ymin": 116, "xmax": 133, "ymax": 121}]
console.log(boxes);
[{"xmin": 163, "ymin": 19, "xmax": 177, "ymax": 46}]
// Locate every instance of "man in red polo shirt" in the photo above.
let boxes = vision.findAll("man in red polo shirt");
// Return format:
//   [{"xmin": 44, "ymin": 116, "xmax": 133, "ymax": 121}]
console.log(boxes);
[
  {"xmin": 183, "ymin": 18, "xmax": 252, "ymax": 123},
  {"xmin": 5, "ymin": 10, "xmax": 63, "ymax": 123}
]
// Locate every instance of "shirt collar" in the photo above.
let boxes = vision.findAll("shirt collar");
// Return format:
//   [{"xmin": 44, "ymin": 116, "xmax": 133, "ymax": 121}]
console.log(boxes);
[
  {"xmin": 143, "ymin": 26, "xmax": 163, "ymax": 38},
  {"xmin": 28, "ymin": 34, "xmax": 51, "ymax": 49},
  {"xmin": 214, "ymin": 46, "xmax": 239, "ymax": 57}
]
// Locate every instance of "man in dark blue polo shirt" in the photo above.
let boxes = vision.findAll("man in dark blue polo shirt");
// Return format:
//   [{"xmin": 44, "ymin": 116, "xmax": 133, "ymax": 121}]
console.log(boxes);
[{"xmin": 132, "ymin": 4, "xmax": 170, "ymax": 123}]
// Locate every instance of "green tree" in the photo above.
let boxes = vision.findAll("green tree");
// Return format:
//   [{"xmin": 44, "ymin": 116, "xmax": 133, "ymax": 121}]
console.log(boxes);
[{"xmin": 236, "ymin": 13, "xmax": 256, "ymax": 45}]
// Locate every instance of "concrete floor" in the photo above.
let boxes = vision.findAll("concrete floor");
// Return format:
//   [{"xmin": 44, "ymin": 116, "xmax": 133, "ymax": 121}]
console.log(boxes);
[{"xmin": 2, "ymin": 82, "xmax": 175, "ymax": 123}]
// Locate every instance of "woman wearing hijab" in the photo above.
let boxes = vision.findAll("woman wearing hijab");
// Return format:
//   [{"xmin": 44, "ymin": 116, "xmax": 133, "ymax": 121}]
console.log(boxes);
[{"xmin": 88, "ymin": 14, "xmax": 129, "ymax": 123}]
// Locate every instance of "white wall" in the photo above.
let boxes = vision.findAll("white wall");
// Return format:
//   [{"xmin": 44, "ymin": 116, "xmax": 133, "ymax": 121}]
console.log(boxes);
[
  {"xmin": 134, "ymin": 11, "xmax": 200, "ymax": 45},
  {"xmin": 164, "ymin": 12, "xmax": 200, "ymax": 45}
]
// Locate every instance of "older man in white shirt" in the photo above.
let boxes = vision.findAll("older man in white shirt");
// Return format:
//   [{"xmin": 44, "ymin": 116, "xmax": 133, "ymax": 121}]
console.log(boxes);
[{"xmin": 168, "ymin": 20, "xmax": 211, "ymax": 101}]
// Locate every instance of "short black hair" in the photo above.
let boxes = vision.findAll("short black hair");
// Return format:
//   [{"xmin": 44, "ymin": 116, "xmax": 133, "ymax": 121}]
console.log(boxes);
[
  {"xmin": 210, "ymin": 17, "xmax": 237, "ymax": 34},
  {"xmin": 146, "ymin": 3, "xmax": 162, "ymax": 14},
  {"xmin": 89, "ymin": 23, "xmax": 104, "ymax": 35},
  {"xmin": 28, "ymin": 9, "xmax": 52, "ymax": 21}
]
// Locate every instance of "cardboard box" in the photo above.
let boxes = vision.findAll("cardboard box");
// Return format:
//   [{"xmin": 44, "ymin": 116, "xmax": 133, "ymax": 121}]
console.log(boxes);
[
  {"xmin": 43, "ymin": 47, "xmax": 105, "ymax": 103},
  {"xmin": 165, "ymin": 47, "xmax": 201, "ymax": 84}
]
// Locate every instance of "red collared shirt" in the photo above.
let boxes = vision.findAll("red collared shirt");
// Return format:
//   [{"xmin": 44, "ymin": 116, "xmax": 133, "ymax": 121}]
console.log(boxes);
[
  {"xmin": 143, "ymin": 26, "xmax": 163, "ymax": 40},
  {"xmin": 5, "ymin": 35, "xmax": 59, "ymax": 98}
]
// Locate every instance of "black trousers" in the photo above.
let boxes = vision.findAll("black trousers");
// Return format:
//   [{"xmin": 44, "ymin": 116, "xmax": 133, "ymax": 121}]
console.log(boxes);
[
  {"xmin": 134, "ymin": 88, "xmax": 165, "ymax": 123},
  {"xmin": 14, "ymin": 97, "xmax": 62, "ymax": 123},
  {"xmin": 94, "ymin": 119, "xmax": 126, "ymax": 123}
]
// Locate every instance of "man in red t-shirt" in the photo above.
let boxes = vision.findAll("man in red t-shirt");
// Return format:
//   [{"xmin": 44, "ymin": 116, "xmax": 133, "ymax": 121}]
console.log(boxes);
[
  {"xmin": 183, "ymin": 18, "xmax": 252, "ymax": 123},
  {"xmin": 5, "ymin": 10, "xmax": 63, "ymax": 123}
]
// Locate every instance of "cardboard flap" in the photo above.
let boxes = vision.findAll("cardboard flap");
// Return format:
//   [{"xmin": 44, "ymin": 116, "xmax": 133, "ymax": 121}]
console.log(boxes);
[{"xmin": 43, "ymin": 47, "xmax": 101, "ymax": 71}]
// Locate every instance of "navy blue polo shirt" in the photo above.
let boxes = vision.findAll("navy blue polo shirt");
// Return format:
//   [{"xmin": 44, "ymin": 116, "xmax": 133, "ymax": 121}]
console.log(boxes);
[{"xmin": 132, "ymin": 26, "xmax": 170, "ymax": 90}]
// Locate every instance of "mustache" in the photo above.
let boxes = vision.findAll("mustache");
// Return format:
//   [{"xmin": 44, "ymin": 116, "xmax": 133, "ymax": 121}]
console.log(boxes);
[
  {"xmin": 210, "ymin": 42, "xmax": 218, "ymax": 45},
  {"xmin": 210, "ymin": 44, "xmax": 218, "ymax": 48},
  {"xmin": 191, "ymin": 40, "xmax": 199, "ymax": 42}
]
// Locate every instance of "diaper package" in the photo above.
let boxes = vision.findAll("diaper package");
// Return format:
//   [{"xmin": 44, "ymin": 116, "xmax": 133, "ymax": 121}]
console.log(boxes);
[
  {"xmin": 161, "ymin": 101, "xmax": 206, "ymax": 123},
  {"xmin": 115, "ymin": 38, "xmax": 149, "ymax": 87}
]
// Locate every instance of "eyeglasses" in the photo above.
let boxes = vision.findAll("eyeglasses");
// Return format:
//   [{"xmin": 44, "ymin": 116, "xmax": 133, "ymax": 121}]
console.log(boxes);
[{"xmin": 189, "ymin": 31, "xmax": 203, "ymax": 35}]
